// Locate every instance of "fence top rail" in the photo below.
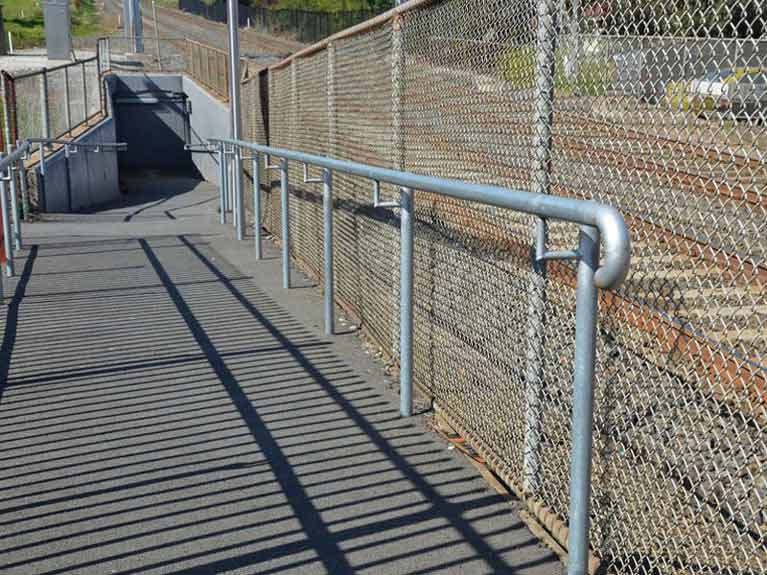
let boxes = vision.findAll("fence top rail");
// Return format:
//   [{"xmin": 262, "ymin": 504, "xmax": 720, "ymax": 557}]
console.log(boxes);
[
  {"xmin": 210, "ymin": 136, "xmax": 631, "ymax": 289},
  {"xmin": 10, "ymin": 56, "xmax": 99, "ymax": 80},
  {"xmin": 185, "ymin": 38, "xmax": 230, "ymax": 56},
  {"xmin": 269, "ymin": 0, "xmax": 438, "ymax": 70},
  {"xmin": 101, "ymin": 35, "xmax": 189, "ymax": 42}
]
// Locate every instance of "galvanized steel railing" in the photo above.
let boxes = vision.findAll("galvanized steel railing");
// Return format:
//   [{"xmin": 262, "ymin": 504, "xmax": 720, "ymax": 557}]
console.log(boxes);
[
  {"xmin": 206, "ymin": 135, "xmax": 630, "ymax": 575},
  {"xmin": 0, "ymin": 139, "xmax": 127, "ymax": 296}
]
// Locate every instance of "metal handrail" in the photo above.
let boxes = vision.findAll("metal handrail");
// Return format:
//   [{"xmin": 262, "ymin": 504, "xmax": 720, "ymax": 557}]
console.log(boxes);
[
  {"xmin": 0, "ymin": 138, "xmax": 128, "ymax": 290},
  {"xmin": 210, "ymin": 135, "xmax": 631, "ymax": 575}
]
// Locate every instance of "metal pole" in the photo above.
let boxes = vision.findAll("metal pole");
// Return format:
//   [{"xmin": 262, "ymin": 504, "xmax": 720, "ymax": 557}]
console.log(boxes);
[
  {"xmin": 64, "ymin": 66, "xmax": 72, "ymax": 133},
  {"xmin": 567, "ymin": 224, "xmax": 600, "ymax": 575},
  {"xmin": 1, "ymin": 76, "xmax": 13, "ymax": 154},
  {"xmin": 0, "ymin": 167, "xmax": 14, "ymax": 277},
  {"xmin": 18, "ymin": 153, "xmax": 28, "ymax": 223},
  {"xmin": 399, "ymin": 186, "xmax": 414, "ymax": 417},
  {"xmin": 323, "ymin": 168, "xmax": 334, "ymax": 336},
  {"xmin": 280, "ymin": 158, "xmax": 290, "ymax": 289},
  {"xmin": 40, "ymin": 70, "xmax": 50, "ymax": 139},
  {"xmin": 152, "ymin": 0, "xmax": 162, "ymax": 71},
  {"xmin": 227, "ymin": 0, "xmax": 244, "ymax": 240},
  {"xmin": 253, "ymin": 154, "xmax": 262, "ymax": 259},
  {"xmin": 523, "ymin": 0, "xmax": 558, "ymax": 495},
  {"xmin": 82, "ymin": 61, "xmax": 88, "ymax": 121},
  {"xmin": 8, "ymin": 154, "xmax": 20, "ymax": 250},
  {"xmin": 218, "ymin": 144, "xmax": 227, "ymax": 224}
]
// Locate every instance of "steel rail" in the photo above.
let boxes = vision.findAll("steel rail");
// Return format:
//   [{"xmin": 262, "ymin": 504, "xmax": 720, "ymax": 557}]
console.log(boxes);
[
  {"xmin": 211, "ymin": 137, "xmax": 630, "ymax": 289},
  {"xmin": 0, "ymin": 138, "xmax": 127, "ymax": 288},
  {"xmin": 209, "ymin": 135, "xmax": 630, "ymax": 575}
]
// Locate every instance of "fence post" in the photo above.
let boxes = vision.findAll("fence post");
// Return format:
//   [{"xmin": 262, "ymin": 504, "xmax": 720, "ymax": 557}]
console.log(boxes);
[
  {"xmin": 327, "ymin": 43, "xmax": 336, "ymax": 157},
  {"xmin": 1, "ymin": 73, "xmax": 14, "ymax": 153},
  {"xmin": 322, "ymin": 168, "xmax": 334, "ymax": 336},
  {"xmin": 64, "ymin": 66, "xmax": 72, "ymax": 133},
  {"xmin": 523, "ymin": 0, "xmax": 559, "ymax": 495},
  {"xmin": 227, "ymin": 0, "xmax": 243, "ymax": 240},
  {"xmin": 391, "ymin": 14, "xmax": 412, "ymax": 416},
  {"xmin": 280, "ymin": 157, "xmax": 290, "ymax": 289},
  {"xmin": 82, "ymin": 60, "xmax": 89, "ymax": 122},
  {"xmin": 152, "ymin": 0, "xmax": 162, "ymax": 71},
  {"xmin": 40, "ymin": 70, "xmax": 51, "ymax": 139},
  {"xmin": 567, "ymin": 224, "xmax": 600, "ymax": 575}
]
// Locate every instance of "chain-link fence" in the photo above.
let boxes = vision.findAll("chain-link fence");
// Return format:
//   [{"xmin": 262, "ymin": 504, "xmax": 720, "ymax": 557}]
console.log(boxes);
[
  {"xmin": 223, "ymin": 1, "xmax": 767, "ymax": 574},
  {"xmin": 178, "ymin": 0, "xmax": 376, "ymax": 44},
  {"xmin": 185, "ymin": 38, "xmax": 230, "ymax": 101},
  {"xmin": 2, "ymin": 55, "xmax": 103, "ymax": 146},
  {"xmin": 98, "ymin": 36, "xmax": 190, "ymax": 75}
]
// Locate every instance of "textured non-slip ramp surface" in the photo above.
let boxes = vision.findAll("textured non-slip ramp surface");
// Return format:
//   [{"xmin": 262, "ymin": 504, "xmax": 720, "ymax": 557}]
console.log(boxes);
[{"xmin": 0, "ymin": 177, "xmax": 559, "ymax": 574}]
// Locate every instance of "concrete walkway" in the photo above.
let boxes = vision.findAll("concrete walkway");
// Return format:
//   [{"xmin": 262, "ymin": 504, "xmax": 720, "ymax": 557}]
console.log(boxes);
[{"xmin": 0, "ymin": 173, "xmax": 560, "ymax": 574}]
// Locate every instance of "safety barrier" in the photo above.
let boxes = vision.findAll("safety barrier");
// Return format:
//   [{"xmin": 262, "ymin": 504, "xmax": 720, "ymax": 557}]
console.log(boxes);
[
  {"xmin": 207, "ymin": 134, "xmax": 630, "ymax": 575},
  {"xmin": 0, "ymin": 139, "xmax": 127, "ymax": 297}
]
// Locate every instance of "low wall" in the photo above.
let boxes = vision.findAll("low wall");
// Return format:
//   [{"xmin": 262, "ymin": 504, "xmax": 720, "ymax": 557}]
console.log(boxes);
[
  {"xmin": 182, "ymin": 75, "xmax": 229, "ymax": 184},
  {"xmin": 36, "ymin": 117, "xmax": 121, "ymax": 213}
]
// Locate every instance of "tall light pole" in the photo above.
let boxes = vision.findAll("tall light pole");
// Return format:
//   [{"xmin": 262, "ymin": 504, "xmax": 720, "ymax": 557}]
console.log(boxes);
[{"xmin": 227, "ymin": 0, "xmax": 244, "ymax": 240}]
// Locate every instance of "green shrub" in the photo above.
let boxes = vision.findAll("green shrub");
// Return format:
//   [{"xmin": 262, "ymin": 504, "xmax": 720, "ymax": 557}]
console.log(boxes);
[{"xmin": 498, "ymin": 44, "xmax": 616, "ymax": 97}]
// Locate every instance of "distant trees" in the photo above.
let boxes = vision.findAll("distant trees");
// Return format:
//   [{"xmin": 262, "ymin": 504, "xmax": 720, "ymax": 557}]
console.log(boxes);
[
  {"xmin": 596, "ymin": 0, "xmax": 764, "ymax": 38},
  {"xmin": 264, "ymin": 0, "xmax": 393, "ymax": 12}
]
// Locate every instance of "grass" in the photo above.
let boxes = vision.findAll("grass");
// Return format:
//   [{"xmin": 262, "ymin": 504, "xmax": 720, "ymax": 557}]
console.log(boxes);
[
  {"xmin": 498, "ymin": 44, "xmax": 616, "ymax": 97},
  {"xmin": 2, "ymin": 0, "xmax": 106, "ymax": 50}
]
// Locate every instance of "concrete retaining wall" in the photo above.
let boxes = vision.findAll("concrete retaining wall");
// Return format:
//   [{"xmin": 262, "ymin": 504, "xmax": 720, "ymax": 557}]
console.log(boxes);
[
  {"xmin": 110, "ymin": 74, "xmax": 196, "ymax": 171},
  {"xmin": 36, "ymin": 117, "xmax": 121, "ymax": 213},
  {"xmin": 182, "ymin": 75, "xmax": 229, "ymax": 184}
]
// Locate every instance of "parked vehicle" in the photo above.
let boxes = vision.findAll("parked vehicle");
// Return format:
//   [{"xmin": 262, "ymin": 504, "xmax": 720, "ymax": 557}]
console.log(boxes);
[{"xmin": 665, "ymin": 67, "xmax": 767, "ymax": 119}]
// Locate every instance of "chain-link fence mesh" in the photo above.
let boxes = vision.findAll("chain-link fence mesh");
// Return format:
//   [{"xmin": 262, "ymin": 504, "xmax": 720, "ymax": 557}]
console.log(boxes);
[
  {"xmin": 185, "ymin": 39, "xmax": 230, "ymax": 101},
  {"xmin": 5, "ymin": 56, "xmax": 103, "ymax": 143},
  {"xmin": 100, "ymin": 36, "xmax": 190, "ymax": 77},
  {"xmin": 236, "ymin": 1, "xmax": 767, "ymax": 574}
]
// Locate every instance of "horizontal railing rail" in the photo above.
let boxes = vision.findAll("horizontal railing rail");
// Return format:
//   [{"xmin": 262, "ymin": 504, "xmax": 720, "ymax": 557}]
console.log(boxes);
[
  {"xmin": 9, "ymin": 55, "xmax": 99, "ymax": 81},
  {"xmin": 206, "ymin": 135, "xmax": 631, "ymax": 575}
]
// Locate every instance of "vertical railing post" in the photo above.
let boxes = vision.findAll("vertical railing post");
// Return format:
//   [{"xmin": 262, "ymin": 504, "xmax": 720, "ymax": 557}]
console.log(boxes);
[
  {"xmin": 523, "ymin": 0, "xmax": 559, "ymax": 495},
  {"xmin": 398, "ymin": 186, "xmax": 414, "ymax": 417},
  {"xmin": 253, "ymin": 153, "xmax": 262, "ymax": 259},
  {"xmin": 8, "ymin": 151, "xmax": 20, "ymax": 250},
  {"xmin": 0, "ymin": 162, "xmax": 14, "ymax": 277},
  {"xmin": 40, "ymin": 70, "xmax": 50, "ymax": 140},
  {"xmin": 18, "ymin": 150, "xmax": 29, "ymax": 223},
  {"xmin": 322, "ymin": 168, "xmax": 334, "ymax": 336},
  {"xmin": 218, "ymin": 144, "xmax": 227, "ymax": 224},
  {"xmin": 64, "ymin": 66, "xmax": 72, "ymax": 133},
  {"xmin": 567, "ymin": 224, "xmax": 600, "ymax": 575},
  {"xmin": 280, "ymin": 157, "xmax": 290, "ymax": 289}
]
